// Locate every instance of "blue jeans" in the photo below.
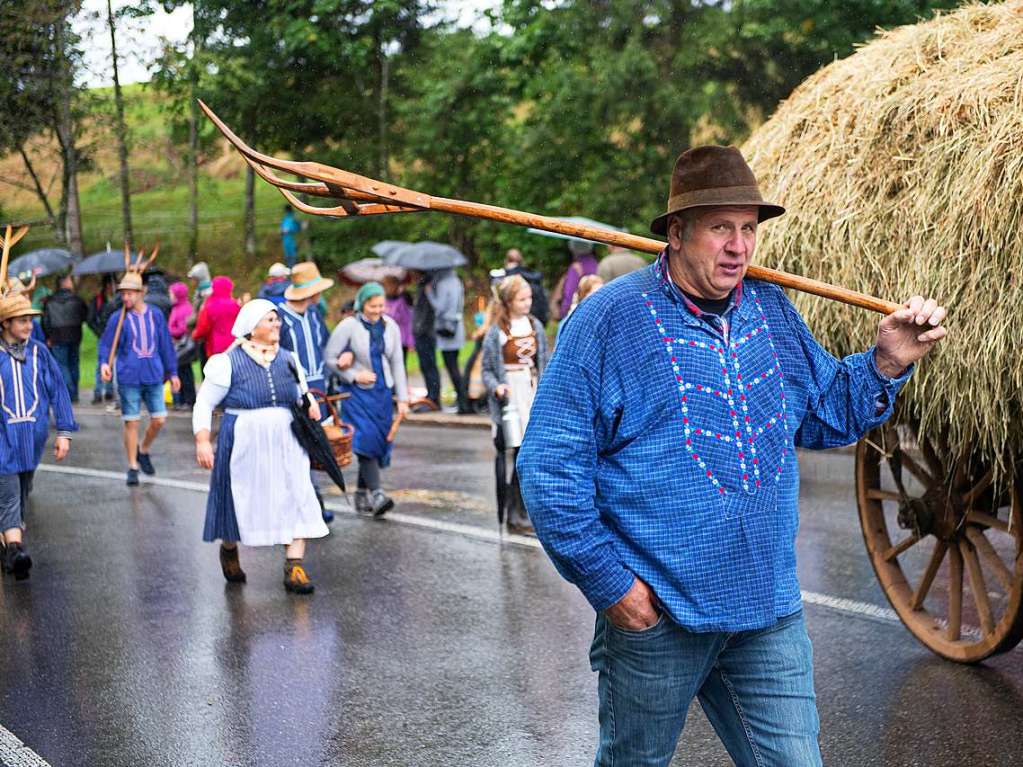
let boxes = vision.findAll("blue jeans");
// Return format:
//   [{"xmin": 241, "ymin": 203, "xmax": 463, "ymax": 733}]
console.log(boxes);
[
  {"xmin": 119, "ymin": 383, "xmax": 167, "ymax": 422},
  {"xmin": 590, "ymin": 609, "xmax": 821, "ymax": 767},
  {"xmin": 50, "ymin": 343, "xmax": 80, "ymax": 402}
]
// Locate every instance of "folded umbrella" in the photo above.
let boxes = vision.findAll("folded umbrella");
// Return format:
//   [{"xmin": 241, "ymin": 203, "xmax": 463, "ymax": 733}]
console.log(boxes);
[
  {"xmin": 380, "ymin": 241, "xmax": 467, "ymax": 271},
  {"xmin": 8, "ymin": 248, "xmax": 73, "ymax": 278},
  {"xmin": 289, "ymin": 395, "xmax": 348, "ymax": 493},
  {"xmin": 339, "ymin": 257, "xmax": 407, "ymax": 286}
]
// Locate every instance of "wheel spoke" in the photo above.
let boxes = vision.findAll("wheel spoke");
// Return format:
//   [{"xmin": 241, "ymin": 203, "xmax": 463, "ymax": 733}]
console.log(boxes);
[
  {"xmin": 911, "ymin": 539, "xmax": 948, "ymax": 610},
  {"xmin": 965, "ymin": 527, "xmax": 1012, "ymax": 593},
  {"xmin": 962, "ymin": 467, "xmax": 994, "ymax": 507},
  {"xmin": 866, "ymin": 488, "xmax": 903, "ymax": 502},
  {"xmin": 919, "ymin": 433, "xmax": 946, "ymax": 483},
  {"xmin": 960, "ymin": 539, "xmax": 995, "ymax": 636},
  {"xmin": 947, "ymin": 544, "xmax": 964, "ymax": 641},
  {"xmin": 883, "ymin": 534, "xmax": 921, "ymax": 562},
  {"xmin": 967, "ymin": 511, "xmax": 1010, "ymax": 534},
  {"xmin": 898, "ymin": 450, "xmax": 935, "ymax": 489}
]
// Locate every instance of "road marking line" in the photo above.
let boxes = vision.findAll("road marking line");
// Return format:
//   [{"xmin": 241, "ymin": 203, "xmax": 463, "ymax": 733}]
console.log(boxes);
[
  {"xmin": 0, "ymin": 723, "xmax": 51, "ymax": 767},
  {"xmin": 31, "ymin": 463, "xmax": 922, "ymax": 628}
]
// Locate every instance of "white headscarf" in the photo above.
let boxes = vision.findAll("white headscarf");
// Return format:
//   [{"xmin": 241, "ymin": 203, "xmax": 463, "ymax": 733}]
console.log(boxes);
[{"xmin": 231, "ymin": 299, "xmax": 278, "ymax": 339}]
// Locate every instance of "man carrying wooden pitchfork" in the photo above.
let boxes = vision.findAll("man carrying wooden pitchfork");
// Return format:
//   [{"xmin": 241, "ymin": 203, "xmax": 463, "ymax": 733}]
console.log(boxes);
[
  {"xmin": 99, "ymin": 257, "xmax": 180, "ymax": 486},
  {"xmin": 518, "ymin": 146, "xmax": 947, "ymax": 767}
]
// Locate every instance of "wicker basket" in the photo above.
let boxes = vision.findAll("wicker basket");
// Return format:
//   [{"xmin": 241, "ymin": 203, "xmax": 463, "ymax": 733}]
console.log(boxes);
[{"xmin": 308, "ymin": 389, "xmax": 353, "ymax": 469}]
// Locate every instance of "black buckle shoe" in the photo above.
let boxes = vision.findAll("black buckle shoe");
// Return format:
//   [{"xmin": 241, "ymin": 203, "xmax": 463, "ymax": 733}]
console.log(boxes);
[{"xmin": 2, "ymin": 542, "xmax": 32, "ymax": 580}]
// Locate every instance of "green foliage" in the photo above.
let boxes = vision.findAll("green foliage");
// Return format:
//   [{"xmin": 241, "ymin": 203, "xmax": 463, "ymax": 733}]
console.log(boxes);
[{"xmin": 4, "ymin": 0, "xmax": 967, "ymax": 286}]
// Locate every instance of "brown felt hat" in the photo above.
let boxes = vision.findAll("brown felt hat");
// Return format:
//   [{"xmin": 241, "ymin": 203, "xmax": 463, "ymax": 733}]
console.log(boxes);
[{"xmin": 650, "ymin": 146, "xmax": 785, "ymax": 236}]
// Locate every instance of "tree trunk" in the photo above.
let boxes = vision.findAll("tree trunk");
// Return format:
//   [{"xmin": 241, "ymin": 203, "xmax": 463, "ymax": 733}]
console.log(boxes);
[
  {"xmin": 107, "ymin": 0, "xmax": 133, "ymax": 249},
  {"xmin": 377, "ymin": 37, "xmax": 389, "ymax": 177},
  {"xmin": 187, "ymin": 11, "xmax": 202, "ymax": 259},
  {"xmin": 54, "ymin": 17, "xmax": 83, "ymax": 257},
  {"xmin": 17, "ymin": 145, "xmax": 58, "ymax": 229},
  {"xmin": 244, "ymin": 164, "xmax": 256, "ymax": 259}
]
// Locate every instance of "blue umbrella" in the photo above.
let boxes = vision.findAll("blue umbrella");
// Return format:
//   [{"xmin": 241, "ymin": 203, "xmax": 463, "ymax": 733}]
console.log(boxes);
[
  {"xmin": 8, "ymin": 248, "xmax": 73, "ymax": 278},
  {"xmin": 73, "ymin": 250, "xmax": 128, "ymax": 276},
  {"xmin": 378, "ymin": 241, "xmax": 467, "ymax": 271},
  {"xmin": 370, "ymin": 240, "xmax": 411, "ymax": 261}
]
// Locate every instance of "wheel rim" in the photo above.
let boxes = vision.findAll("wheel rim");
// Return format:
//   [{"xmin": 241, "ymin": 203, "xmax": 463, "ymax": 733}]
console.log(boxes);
[{"xmin": 856, "ymin": 423, "xmax": 1023, "ymax": 662}]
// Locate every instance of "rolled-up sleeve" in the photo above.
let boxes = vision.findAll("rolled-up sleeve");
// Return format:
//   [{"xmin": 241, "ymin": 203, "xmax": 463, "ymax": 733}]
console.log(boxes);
[
  {"xmin": 784, "ymin": 301, "xmax": 913, "ymax": 450},
  {"xmin": 516, "ymin": 303, "xmax": 634, "ymax": 612}
]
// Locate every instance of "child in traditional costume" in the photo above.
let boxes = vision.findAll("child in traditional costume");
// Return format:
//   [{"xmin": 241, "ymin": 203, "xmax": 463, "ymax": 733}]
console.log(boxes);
[
  {"xmin": 98, "ymin": 249, "xmax": 180, "ymax": 486},
  {"xmin": 193, "ymin": 299, "xmax": 329, "ymax": 594},
  {"xmin": 0, "ymin": 226, "xmax": 76, "ymax": 580},
  {"xmin": 481, "ymin": 274, "xmax": 548, "ymax": 535}
]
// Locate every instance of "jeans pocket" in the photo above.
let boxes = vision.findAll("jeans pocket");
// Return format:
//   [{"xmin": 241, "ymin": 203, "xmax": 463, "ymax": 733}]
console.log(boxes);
[{"xmin": 608, "ymin": 610, "xmax": 667, "ymax": 638}]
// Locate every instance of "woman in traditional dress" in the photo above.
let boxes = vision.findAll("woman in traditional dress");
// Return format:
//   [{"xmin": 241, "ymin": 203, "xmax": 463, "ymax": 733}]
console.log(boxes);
[
  {"xmin": 481, "ymin": 275, "xmax": 548, "ymax": 535},
  {"xmin": 193, "ymin": 299, "xmax": 328, "ymax": 594},
  {"xmin": 325, "ymin": 282, "xmax": 409, "ymax": 517},
  {"xmin": 0, "ymin": 284, "xmax": 76, "ymax": 580}
]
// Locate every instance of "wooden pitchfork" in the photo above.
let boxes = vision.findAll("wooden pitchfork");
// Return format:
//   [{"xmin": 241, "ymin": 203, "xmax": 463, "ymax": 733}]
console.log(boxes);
[
  {"xmin": 107, "ymin": 243, "xmax": 160, "ymax": 370},
  {"xmin": 198, "ymin": 100, "xmax": 900, "ymax": 315},
  {"xmin": 0, "ymin": 224, "xmax": 31, "ymax": 297}
]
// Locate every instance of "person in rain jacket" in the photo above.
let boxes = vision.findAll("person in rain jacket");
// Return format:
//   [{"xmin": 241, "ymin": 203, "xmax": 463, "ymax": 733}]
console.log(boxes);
[
  {"xmin": 169, "ymin": 282, "xmax": 196, "ymax": 408},
  {"xmin": 192, "ymin": 276, "xmax": 240, "ymax": 356},
  {"xmin": 425, "ymin": 267, "xmax": 469, "ymax": 413}
]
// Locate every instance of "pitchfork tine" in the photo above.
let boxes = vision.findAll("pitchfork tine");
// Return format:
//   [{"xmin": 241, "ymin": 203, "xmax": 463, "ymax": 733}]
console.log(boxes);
[{"xmin": 198, "ymin": 100, "xmax": 430, "ymax": 209}]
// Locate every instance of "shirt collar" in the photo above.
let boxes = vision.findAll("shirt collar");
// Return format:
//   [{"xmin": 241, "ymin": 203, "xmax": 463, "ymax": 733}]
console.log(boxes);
[{"xmin": 654, "ymin": 248, "xmax": 746, "ymax": 322}]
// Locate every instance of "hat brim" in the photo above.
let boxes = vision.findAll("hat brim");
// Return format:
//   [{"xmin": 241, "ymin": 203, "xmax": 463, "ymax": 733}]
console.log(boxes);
[
  {"xmin": 650, "ymin": 202, "xmax": 785, "ymax": 237},
  {"xmin": 284, "ymin": 277, "xmax": 334, "ymax": 301},
  {"xmin": 0, "ymin": 307, "xmax": 42, "ymax": 322}
]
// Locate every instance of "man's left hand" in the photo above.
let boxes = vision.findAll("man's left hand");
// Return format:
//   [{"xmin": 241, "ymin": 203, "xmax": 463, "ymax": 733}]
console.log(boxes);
[
  {"xmin": 874, "ymin": 295, "xmax": 947, "ymax": 378},
  {"xmin": 170, "ymin": 376, "xmax": 182, "ymax": 393}
]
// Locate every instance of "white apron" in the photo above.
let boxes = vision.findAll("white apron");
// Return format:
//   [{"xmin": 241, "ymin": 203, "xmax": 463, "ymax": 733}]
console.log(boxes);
[{"xmin": 228, "ymin": 406, "xmax": 329, "ymax": 546}]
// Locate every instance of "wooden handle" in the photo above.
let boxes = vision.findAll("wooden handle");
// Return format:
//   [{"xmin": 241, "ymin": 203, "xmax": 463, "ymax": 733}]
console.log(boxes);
[
  {"xmin": 387, "ymin": 412, "xmax": 404, "ymax": 443},
  {"xmin": 197, "ymin": 100, "xmax": 901, "ymax": 316},
  {"xmin": 431, "ymin": 196, "xmax": 902, "ymax": 315},
  {"xmin": 107, "ymin": 307, "xmax": 126, "ymax": 370}
]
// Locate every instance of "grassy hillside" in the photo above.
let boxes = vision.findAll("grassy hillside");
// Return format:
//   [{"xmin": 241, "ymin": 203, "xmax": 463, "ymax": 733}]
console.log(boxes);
[{"xmin": 1, "ymin": 83, "xmax": 299, "ymax": 294}]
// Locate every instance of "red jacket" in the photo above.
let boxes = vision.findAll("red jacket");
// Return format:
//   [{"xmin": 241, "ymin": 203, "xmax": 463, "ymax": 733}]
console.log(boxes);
[{"xmin": 191, "ymin": 276, "xmax": 239, "ymax": 354}]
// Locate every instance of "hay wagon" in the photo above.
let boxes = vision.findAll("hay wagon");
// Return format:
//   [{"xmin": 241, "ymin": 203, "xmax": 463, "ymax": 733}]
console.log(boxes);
[{"xmin": 744, "ymin": 0, "xmax": 1023, "ymax": 662}]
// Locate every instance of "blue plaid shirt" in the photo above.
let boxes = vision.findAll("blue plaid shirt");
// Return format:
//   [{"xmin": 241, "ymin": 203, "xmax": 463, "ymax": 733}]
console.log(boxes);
[{"xmin": 517, "ymin": 252, "xmax": 912, "ymax": 632}]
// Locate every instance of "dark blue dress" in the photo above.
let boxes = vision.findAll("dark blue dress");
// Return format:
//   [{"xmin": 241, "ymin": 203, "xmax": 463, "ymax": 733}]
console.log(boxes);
[
  {"xmin": 202, "ymin": 347, "xmax": 301, "ymax": 542},
  {"xmin": 340, "ymin": 318, "xmax": 394, "ymax": 467}
]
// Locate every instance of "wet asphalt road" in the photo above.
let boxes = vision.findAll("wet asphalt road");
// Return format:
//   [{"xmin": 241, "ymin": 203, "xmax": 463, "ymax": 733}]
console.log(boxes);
[{"xmin": 1, "ymin": 408, "xmax": 1022, "ymax": 767}]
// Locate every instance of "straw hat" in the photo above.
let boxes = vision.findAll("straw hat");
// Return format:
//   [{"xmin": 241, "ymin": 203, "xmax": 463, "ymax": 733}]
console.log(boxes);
[
  {"xmin": 0, "ymin": 294, "xmax": 40, "ymax": 323},
  {"xmin": 117, "ymin": 271, "xmax": 145, "ymax": 292},
  {"xmin": 284, "ymin": 261, "xmax": 334, "ymax": 301},
  {"xmin": 649, "ymin": 146, "xmax": 785, "ymax": 236}
]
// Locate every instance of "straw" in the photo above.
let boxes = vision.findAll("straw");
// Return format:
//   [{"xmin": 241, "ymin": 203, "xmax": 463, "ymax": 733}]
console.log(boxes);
[{"xmin": 743, "ymin": 0, "xmax": 1023, "ymax": 473}]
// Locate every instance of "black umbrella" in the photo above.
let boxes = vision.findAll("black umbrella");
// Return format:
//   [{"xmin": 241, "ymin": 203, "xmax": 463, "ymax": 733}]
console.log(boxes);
[
  {"xmin": 379, "ymin": 241, "xmax": 467, "ymax": 271},
  {"xmin": 73, "ymin": 250, "xmax": 128, "ymax": 276},
  {"xmin": 8, "ymin": 248, "xmax": 73, "ymax": 278},
  {"xmin": 289, "ymin": 395, "xmax": 348, "ymax": 493}
]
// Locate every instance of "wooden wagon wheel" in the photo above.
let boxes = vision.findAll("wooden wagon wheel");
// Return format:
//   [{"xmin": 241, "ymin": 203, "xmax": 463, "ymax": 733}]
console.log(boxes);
[{"xmin": 856, "ymin": 423, "xmax": 1023, "ymax": 662}]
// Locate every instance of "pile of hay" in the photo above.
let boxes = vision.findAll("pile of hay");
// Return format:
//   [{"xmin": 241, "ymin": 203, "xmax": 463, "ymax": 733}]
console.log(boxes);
[{"xmin": 743, "ymin": 0, "xmax": 1023, "ymax": 470}]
